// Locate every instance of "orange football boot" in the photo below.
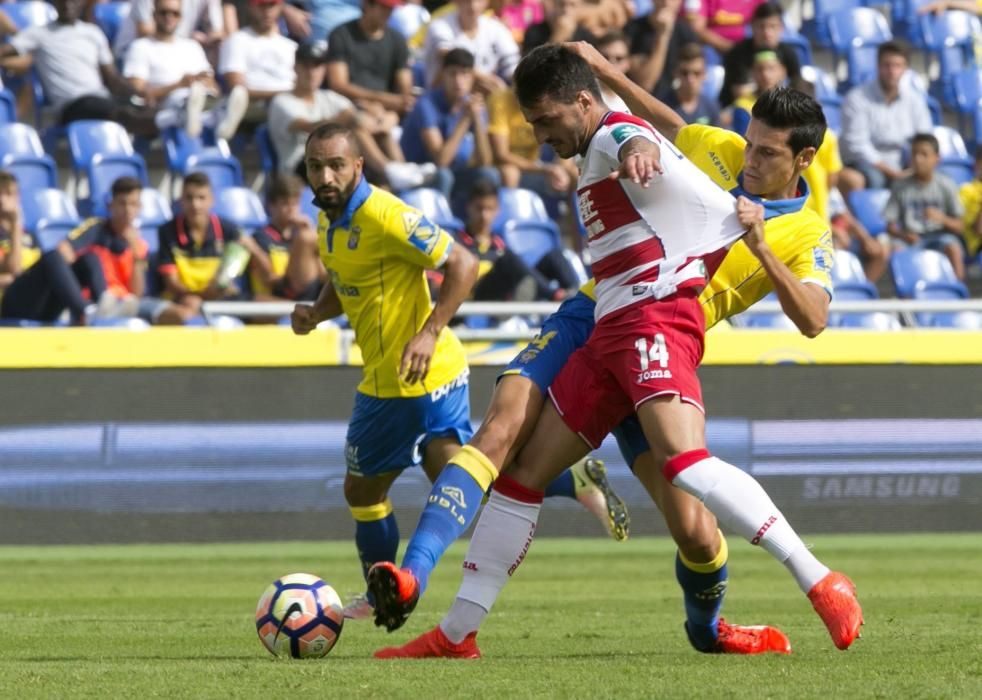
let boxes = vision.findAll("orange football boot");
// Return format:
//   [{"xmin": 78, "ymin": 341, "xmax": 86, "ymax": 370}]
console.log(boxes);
[
  {"xmin": 716, "ymin": 618, "xmax": 792, "ymax": 654},
  {"xmin": 374, "ymin": 626, "xmax": 481, "ymax": 659},
  {"xmin": 367, "ymin": 562, "xmax": 420, "ymax": 632},
  {"xmin": 808, "ymin": 571, "xmax": 863, "ymax": 650}
]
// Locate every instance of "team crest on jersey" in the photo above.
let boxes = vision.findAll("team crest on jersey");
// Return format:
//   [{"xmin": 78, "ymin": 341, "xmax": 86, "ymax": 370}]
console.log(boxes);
[
  {"xmin": 408, "ymin": 219, "xmax": 439, "ymax": 255},
  {"xmin": 812, "ymin": 246, "xmax": 832, "ymax": 272},
  {"xmin": 611, "ymin": 124, "xmax": 643, "ymax": 144},
  {"xmin": 402, "ymin": 210, "xmax": 421, "ymax": 234},
  {"xmin": 347, "ymin": 225, "xmax": 360, "ymax": 250}
]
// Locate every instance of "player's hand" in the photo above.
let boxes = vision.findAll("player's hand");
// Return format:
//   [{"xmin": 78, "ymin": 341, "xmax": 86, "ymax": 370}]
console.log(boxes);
[
  {"xmin": 610, "ymin": 144, "xmax": 662, "ymax": 187},
  {"xmin": 400, "ymin": 327, "xmax": 438, "ymax": 384},
  {"xmin": 546, "ymin": 164, "xmax": 571, "ymax": 192},
  {"xmin": 563, "ymin": 41, "xmax": 611, "ymax": 75},
  {"xmin": 736, "ymin": 196, "xmax": 767, "ymax": 253},
  {"xmin": 291, "ymin": 303, "xmax": 321, "ymax": 335}
]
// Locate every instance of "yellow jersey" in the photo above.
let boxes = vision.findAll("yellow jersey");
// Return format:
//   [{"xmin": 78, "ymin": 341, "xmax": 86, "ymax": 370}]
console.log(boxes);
[
  {"xmin": 960, "ymin": 179, "xmax": 982, "ymax": 256},
  {"xmin": 317, "ymin": 177, "xmax": 468, "ymax": 398},
  {"xmin": 487, "ymin": 88, "xmax": 540, "ymax": 162},
  {"xmin": 579, "ymin": 124, "xmax": 834, "ymax": 329}
]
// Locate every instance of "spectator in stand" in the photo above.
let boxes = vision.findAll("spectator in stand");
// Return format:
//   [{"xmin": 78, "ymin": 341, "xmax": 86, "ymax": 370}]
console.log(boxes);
[
  {"xmin": 451, "ymin": 179, "xmax": 576, "ymax": 301},
  {"xmin": 113, "ymin": 0, "xmax": 225, "ymax": 58},
  {"xmin": 0, "ymin": 177, "xmax": 190, "ymax": 324},
  {"xmin": 884, "ymin": 133, "xmax": 966, "ymax": 280},
  {"xmin": 326, "ymin": 0, "xmax": 414, "ymax": 170},
  {"xmin": 682, "ymin": 0, "xmax": 763, "ymax": 55},
  {"xmin": 0, "ymin": 0, "xmax": 156, "ymax": 134},
  {"xmin": 422, "ymin": 0, "xmax": 520, "ymax": 91},
  {"xmin": 220, "ymin": 0, "xmax": 312, "ymax": 37},
  {"xmin": 124, "ymin": 0, "xmax": 243, "ymax": 139},
  {"xmin": 960, "ymin": 146, "xmax": 982, "ymax": 259},
  {"xmin": 593, "ymin": 31, "xmax": 634, "ymax": 112},
  {"xmin": 719, "ymin": 1, "xmax": 801, "ymax": 107},
  {"xmin": 662, "ymin": 42, "xmax": 720, "ymax": 126},
  {"xmin": 309, "ymin": 0, "xmax": 361, "ymax": 40},
  {"xmin": 157, "ymin": 173, "xmax": 266, "ymax": 318},
  {"xmin": 0, "ymin": 172, "xmax": 40, "ymax": 299},
  {"xmin": 248, "ymin": 173, "xmax": 326, "ymax": 301},
  {"xmin": 494, "ymin": 0, "xmax": 545, "ymax": 44},
  {"xmin": 217, "ymin": 0, "xmax": 297, "ymax": 138},
  {"xmin": 523, "ymin": 0, "xmax": 598, "ymax": 56},
  {"xmin": 625, "ymin": 0, "xmax": 696, "ymax": 99},
  {"xmin": 729, "ymin": 49, "xmax": 791, "ymax": 135},
  {"xmin": 840, "ymin": 41, "xmax": 933, "ymax": 193},
  {"xmin": 401, "ymin": 48, "xmax": 499, "ymax": 210},
  {"xmin": 269, "ymin": 43, "xmax": 434, "ymax": 188}
]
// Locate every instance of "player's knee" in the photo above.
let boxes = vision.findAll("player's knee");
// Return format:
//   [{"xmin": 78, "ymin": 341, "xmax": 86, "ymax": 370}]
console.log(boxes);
[
  {"xmin": 343, "ymin": 477, "xmax": 385, "ymax": 508},
  {"xmin": 471, "ymin": 411, "xmax": 523, "ymax": 460}
]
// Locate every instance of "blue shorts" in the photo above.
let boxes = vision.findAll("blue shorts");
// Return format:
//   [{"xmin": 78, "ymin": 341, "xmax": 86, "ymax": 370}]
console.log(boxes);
[
  {"xmin": 612, "ymin": 415, "xmax": 650, "ymax": 472},
  {"xmin": 345, "ymin": 374, "xmax": 474, "ymax": 477},
  {"xmin": 499, "ymin": 291, "xmax": 596, "ymax": 394}
]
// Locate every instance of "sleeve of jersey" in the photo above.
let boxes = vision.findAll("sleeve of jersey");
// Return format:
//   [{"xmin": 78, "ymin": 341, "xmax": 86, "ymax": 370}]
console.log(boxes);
[
  {"xmin": 592, "ymin": 120, "xmax": 660, "ymax": 164},
  {"xmin": 675, "ymin": 123, "xmax": 736, "ymax": 160},
  {"xmin": 788, "ymin": 229, "xmax": 835, "ymax": 299},
  {"xmin": 386, "ymin": 206, "xmax": 454, "ymax": 270}
]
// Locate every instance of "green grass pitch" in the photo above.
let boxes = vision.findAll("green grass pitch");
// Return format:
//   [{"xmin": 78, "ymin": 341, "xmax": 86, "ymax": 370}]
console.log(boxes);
[{"xmin": 1, "ymin": 534, "xmax": 980, "ymax": 698}]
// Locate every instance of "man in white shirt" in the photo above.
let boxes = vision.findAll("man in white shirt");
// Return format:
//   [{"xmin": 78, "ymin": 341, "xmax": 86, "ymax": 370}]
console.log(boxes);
[
  {"xmin": 422, "ymin": 0, "xmax": 520, "ymax": 91},
  {"xmin": 124, "ymin": 0, "xmax": 244, "ymax": 139},
  {"xmin": 268, "ymin": 44, "xmax": 435, "ymax": 189},
  {"xmin": 218, "ymin": 0, "xmax": 297, "ymax": 138},
  {"xmin": 0, "ymin": 0, "xmax": 155, "ymax": 134},
  {"xmin": 113, "ymin": 0, "xmax": 224, "ymax": 58}
]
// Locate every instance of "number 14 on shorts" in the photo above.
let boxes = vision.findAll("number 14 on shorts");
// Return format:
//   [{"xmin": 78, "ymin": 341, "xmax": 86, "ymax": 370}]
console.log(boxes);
[{"xmin": 635, "ymin": 334, "xmax": 672, "ymax": 381}]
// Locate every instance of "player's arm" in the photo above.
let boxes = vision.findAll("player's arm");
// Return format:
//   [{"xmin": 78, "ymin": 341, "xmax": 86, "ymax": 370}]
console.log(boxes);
[
  {"xmin": 291, "ymin": 277, "xmax": 342, "ymax": 335},
  {"xmin": 565, "ymin": 41, "xmax": 686, "ymax": 143},
  {"xmin": 610, "ymin": 135, "xmax": 663, "ymax": 187},
  {"xmin": 400, "ymin": 242, "xmax": 479, "ymax": 384},
  {"xmin": 737, "ymin": 197, "xmax": 830, "ymax": 338}
]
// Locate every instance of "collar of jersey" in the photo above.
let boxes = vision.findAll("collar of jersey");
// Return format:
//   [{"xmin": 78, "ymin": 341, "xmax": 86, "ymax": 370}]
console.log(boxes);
[
  {"xmin": 729, "ymin": 173, "xmax": 810, "ymax": 220},
  {"xmin": 323, "ymin": 175, "xmax": 371, "ymax": 253}
]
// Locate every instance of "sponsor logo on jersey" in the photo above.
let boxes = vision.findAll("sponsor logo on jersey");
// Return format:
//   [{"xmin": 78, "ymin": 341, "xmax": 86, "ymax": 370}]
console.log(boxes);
[
  {"xmin": 611, "ymin": 124, "xmax": 644, "ymax": 145},
  {"xmin": 330, "ymin": 270, "xmax": 359, "ymax": 297},
  {"xmin": 408, "ymin": 217, "xmax": 440, "ymax": 255},
  {"xmin": 430, "ymin": 368, "xmax": 470, "ymax": 401},
  {"xmin": 708, "ymin": 151, "xmax": 732, "ymax": 182},
  {"xmin": 347, "ymin": 225, "xmax": 360, "ymax": 250},
  {"xmin": 812, "ymin": 246, "xmax": 832, "ymax": 273}
]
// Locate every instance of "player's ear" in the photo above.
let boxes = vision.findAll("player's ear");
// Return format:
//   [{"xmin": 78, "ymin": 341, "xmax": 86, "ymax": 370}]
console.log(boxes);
[
  {"xmin": 795, "ymin": 147, "xmax": 817, "ymax": 172},
  {"xmin": 576, "ymin": 90, "xmax": 593, "ymax": 113}
]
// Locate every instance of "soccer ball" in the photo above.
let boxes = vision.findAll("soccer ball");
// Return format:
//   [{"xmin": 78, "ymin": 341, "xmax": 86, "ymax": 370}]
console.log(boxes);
[{"xmin": 255, "ymin": 573, "xmax": 344, "ymax": 658}]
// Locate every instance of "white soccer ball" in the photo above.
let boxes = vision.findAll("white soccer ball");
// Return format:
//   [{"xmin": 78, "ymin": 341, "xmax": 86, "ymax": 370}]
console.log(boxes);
[{"xmin": 255, "ymin": 573, "xmax": 344, "ymax": 659}]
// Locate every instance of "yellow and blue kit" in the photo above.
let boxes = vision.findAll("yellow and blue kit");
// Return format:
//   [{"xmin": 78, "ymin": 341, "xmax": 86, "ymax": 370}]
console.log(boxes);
[{"xmin": 317, "ymin": 176, "xmax": 473, "ymax": 476}]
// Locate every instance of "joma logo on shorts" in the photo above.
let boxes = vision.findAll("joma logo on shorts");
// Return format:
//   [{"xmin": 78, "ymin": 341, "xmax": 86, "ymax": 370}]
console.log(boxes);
[{"xmin": 637, "ymin": 369, "xmax": 672, "ymax": 382}]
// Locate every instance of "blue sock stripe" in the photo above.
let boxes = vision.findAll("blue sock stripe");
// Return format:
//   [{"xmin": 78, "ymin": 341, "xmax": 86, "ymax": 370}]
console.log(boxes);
[{"xmin": 544, "ymin": 468, "xmax": 577, "ymax": 499}]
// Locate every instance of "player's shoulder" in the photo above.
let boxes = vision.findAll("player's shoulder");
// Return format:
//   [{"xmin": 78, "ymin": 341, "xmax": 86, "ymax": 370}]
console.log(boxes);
[
  {"xmin": 597, "ymin": 111, "xmax": 658, "ymax": 139},
  {"xmin": 773, "ymin": 206, "xmax": 832, "ymax": 249},
  {"xmin": 678, "ymin": 123, "xmax": 744, "ymax": 151}
]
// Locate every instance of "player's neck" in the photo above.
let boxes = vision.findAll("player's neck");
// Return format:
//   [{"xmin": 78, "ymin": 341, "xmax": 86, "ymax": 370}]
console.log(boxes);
[
  {"xmin": 582, "ymin": 107, "xmax": 609, "ymax": 156},
  {"xmin": 760, "ymin": 175, "xmax": 802, "ymax": 201}
]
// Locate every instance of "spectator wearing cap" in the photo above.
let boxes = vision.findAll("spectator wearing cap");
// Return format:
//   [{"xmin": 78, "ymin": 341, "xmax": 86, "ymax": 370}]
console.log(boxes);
[
  {"xmin": 124, "ymin": 0, "xmax": 243, "ymax": 139},
  {"xmin": 840, "ymin": 41, "xmax": 933, "ymax": 193},
  {"xmin": 682, "ymin": 0, "xmax": 764, "ymax": 55},
  {"xmin": 422, "ymin": 0, "xmax": 520, "ymax": 92},
  {"xmin": 401, "ymin": 48, "xmax": 499, "ymax": 211},
  {"xmin": 269, "ymin": 43, "xmax": 434, "ymax": 188},
  {"xmin": 113, "ymin": 0, "xmax": 225, "ymax": 58},
  {"xmin": 624, "ymin": 0, "xmax": 697, "ymax": 99},
  {"xmin": 326, "ymin": 0, "xmax": 414, "ymax": 164},
  {"xmin": 217, "ymin": 0, "xmax": 297, "ymax": 138},
  {"xmin": 719, "ymin": 1, "xmax": 801, "ymax": 106},
  {"xmin": 0, "ymin": 0, "xmax": 156, "ymax": 134}
]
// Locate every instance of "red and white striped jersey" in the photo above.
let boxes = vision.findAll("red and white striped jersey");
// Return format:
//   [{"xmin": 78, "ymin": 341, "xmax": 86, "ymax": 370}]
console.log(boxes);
[{"xmin": 577, "ymin": 112, "xmax": 746, "ymax": 320}]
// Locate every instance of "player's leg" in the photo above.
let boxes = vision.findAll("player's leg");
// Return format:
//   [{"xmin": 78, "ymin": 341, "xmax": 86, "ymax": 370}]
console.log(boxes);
[{"xmin": 344, "ymin": 469, "xmax": 403, "ymax": 582}]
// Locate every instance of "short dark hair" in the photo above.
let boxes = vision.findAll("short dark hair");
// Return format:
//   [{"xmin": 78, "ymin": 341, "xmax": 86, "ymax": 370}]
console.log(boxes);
[
  {"xmin": 305, "ymin": 122, "xmax": 362, "ymax": 157},
  {"xmin": 443, "ymin": 47, "xmax": 475, "ymax": 71},
  {"xmin": 183, "ymin": 171, "xmax": 212, "ymax": 190},
  {"xmin": 677, "ymin": 42, "xmax": 704, "ymax": 63},
  {"xmin": 595, "ymin": 30, "xmax": 628, "ymax": 52},
  {"xmin": 877, "ymin": 39, "xmax": 911, "ymax": 64},
  {"xmin": 911, "ymin": 132, "xmax": 940, "ymax": 154},
  {"xmin": 266, "ymin": 172, "xmax": 305, "ymax": 202},
  {"xmin": 751, "ymin": 1, "xmax": 783, "ymax": 22},
  {"xmin": 111, "ymin": 176, "xmax": 142, "ymax": 198},
  {"xmin": 468, "ymin": 178, "xmax": 499, "ymax": 202},
  {"xmin": 0, "ymin": 170, "xmax": 18, "ymax": 190},
  {"xmin": 513, "ymin": 44, "xmax": 602, "ymax": 108},
  {"xmin": 751, "ymin": 87, "xmax": 827, "ymax": 154}
]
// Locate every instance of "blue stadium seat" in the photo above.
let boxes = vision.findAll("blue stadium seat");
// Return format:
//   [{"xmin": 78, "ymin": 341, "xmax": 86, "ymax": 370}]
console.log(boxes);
[
  {"xmin": 803, "ymin": 0, "xmax": 867, "ymax": 48},
  {"xmin": 938, "ymin": 162, "xmax": 974, "ymax": 185},
  {"xmin": 388, "ymin": 3, "xmax": 430, "ymax": 38},
  {"xmin": 931, "ymin": 310, "xmax": 982, "ymax": 329},
  {"xmin": 500, "ymin": 221, "xmax": 562, "ymax": 268},
  {"xmin": 299, "ymin": 186, "xmax": 320, "ymax": 223},
  {"xmin": 917, "ymin": 9, "xmax": 982, "ymax": 106},
  {"xmin": 2, "ymin": 1, "xmax": 56, "ymax": 30},
  {"xmin": 892, "ymin": 0, "xmax": 935, "ymax": 47},
  {"xmin": 255, "ymin": 124, "xmax": 278, "ymax": 176},
  {"xmin": 952, "ymin": 67, "xmax": 982, "ymax": 147},
  {"xmin": 802, "ymin": 65, "xmax": 839, "ymax": 102},
  {"xmin": 911, "ymin": 286, "xmax": 969, "ymax": 326},
  {"xmin": 837, "ymin": 311, "xmax": 902, "ymax": 329},
  {"xmin": 0, "ymin": 122, "xmax": 46, "ymax": 159},
  {"xmin": 34, "ymin": 220, "xmax": 78, "ymax": 251},
  {"xmin": 745, "ymin": 313, "xmax": 798, "ymax": 330},
  {"xmin": 822, "ymin": 100, "xmax": 842, "ymax": 132},
  {"xmin": 781, "ymin": 33, "xmax": 814, "ymax": 67},
  {"xmin": 67, "ymin": 120, "xmax": 134, "ymax": 173},
  {"xmin": 138, "ymin": 188, "xmax": 173, "ymax": 228},
  {"xmin": 827, "ymin": 8, "xmax": 892, "ymax": 90},
  {"xmin": 82, "ymin": 154, "xmax": 149, "ymax": 217},
  {"xmin": 831, "ymin": 249, "xmax": 879, "ymax": 298},
  {"xmin": 214, "ymin": 187, "xmax": 268, "ymax": 230},
  {"xmin": 702, "ymin": 45, "xmax": 722, "ymax": 67},
  {"xmin": 494, "ymin": 187, "xmax": 552, "ymax": 228},
  {"xmin": 702, "ymin": 64, "xmax": 725, "ymax": 100},
  {"xmin": 847, "ymin": 188, "xmax": 890, "ymax": 236},
  {"xmin": 4, "ymin": 155, "xmax": 58, "ymax": 191},
  {"xmin": 933, "ymin": 125, "xmax": 973, "ymax": 166},
  {"xmin": 399, "ymin": 187, "xmax": 464, "ymax": 232},
  {"xmin": 92, "ymin": 1, "xmax": 131, "ymax": 45},
  {"xmin": 183, "ymin": 151, "xmax": 245, "ymax": 192},
  {"xmin": 0, "ymin": 89, "xmax": 16, "ymax": 123},
  {"xmin": 23, "ymin": 188, "xmax": 79, "ymax": 232},
  {"xmin": 890, "ymin": 248, "xmax": 968, "ymax": 299}
]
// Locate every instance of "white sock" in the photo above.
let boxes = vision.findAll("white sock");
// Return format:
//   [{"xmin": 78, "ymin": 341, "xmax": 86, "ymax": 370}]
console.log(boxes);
[
  {"xmin": 439, "ymin": 487, "xmax": 542, "ymax": 643},
  {"xmin": 669, "ymin": 453, "xmax": 829, "ymax": 593}
]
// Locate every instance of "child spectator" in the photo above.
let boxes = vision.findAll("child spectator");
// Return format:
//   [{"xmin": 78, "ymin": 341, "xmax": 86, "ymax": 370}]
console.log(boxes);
[
  {"xmin": 719, "ymin": 1, "xmax": 801, "ymax": 107},
  {"xmin": 248, "ymin": 173, "xmax": 326, "ymax": 301},
  {"xmin": 884, "ymin": 133, "xmax": 966, "ymax": 280},
  {"xmin": 0, "ymin": 172, "xmax": 40, "ymax": 298}
]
